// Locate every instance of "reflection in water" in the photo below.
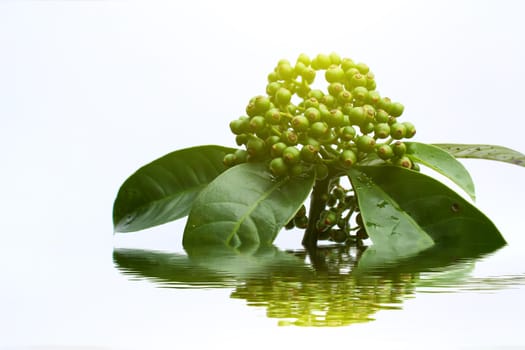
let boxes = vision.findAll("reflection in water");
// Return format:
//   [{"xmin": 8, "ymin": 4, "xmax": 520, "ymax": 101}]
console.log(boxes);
[{"xmin": 114, "ymin": 240, "xmax": 525, "ymax": 327}]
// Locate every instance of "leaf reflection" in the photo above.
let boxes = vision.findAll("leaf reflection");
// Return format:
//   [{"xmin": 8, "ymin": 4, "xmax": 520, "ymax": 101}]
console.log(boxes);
[{"xmin": 113, "ymin": 236, "xmax": 524, "ymax": 327}]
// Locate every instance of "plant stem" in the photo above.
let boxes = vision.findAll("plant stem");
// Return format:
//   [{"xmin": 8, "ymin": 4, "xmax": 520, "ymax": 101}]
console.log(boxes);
[{"xmin": 301, "ymin": 176, "xmax": 331, "ymax": 249}]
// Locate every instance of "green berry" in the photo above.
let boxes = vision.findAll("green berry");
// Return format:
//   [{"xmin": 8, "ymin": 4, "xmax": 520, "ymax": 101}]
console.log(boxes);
[
  {"xmin": 327, "ymin": 109, "xmax": 344, "ymax": 127},
  {"xmin": 289, "ymin": 163, "xmax": 305, "ymax": 176},
  {"xmin": 329, "ymin": 52, "xmax": 342, "ymax": 65},
  {"xmin": 374, "ymin": 123, "xmax": 391, "ymax": 139},
  {"xmin": 403, "ymin": 122, "xmax": 416, "ymax": 138},
  {"xmin": 350, "ymin": 73, "xmax": 367, "ymax": 87},
  {"xmin": 360, "ymin": 122, "xmax": 375, "ymax": 134},
  {"xmin": 300, "ymin": 144, "xmax": 318, "ymax": 163},
  {"xmin": 348, "ymin": 106, "xmax": 366, "ymax": 125},
  {"xmin": 378, "ymin": 97, "xmax": 392, "ymax": 111},
  {"xmin": 269, "ymin": 157, "xmax": 288, "ymax": 177},
  {"xmin": 327, "ymin": 82, "xmax": 344, "ymax": 96},
  {"xmin": 266, "ymin": 82, "xmax": 281, "ymax": 96},
  {"xmin": 275, "ymin": 87, "xmax": 292, "ymax": 106},
  {"xmin": 264, "ymin": 108, "xmax": 281, "ymax": 124},
  {"xmin": 265, "ymin": 135, "xmax": 281, "ymax": 147},
  {"xmin": 330, "ymin": 229, "xmax": 347, "ymax": 243},
  {"xmin": 294, "ymin": 61, "xmax": 307, "ymax": 75},
  {"xmin": 395, "ymin": 156, "xmax": 412, "ymax": 168},
  {"xmin": 246, "ymin": 137, "xmax": 266, "ymax": 156},
  {"xmin": 366, "ymin": 91, "xmax": 381, "ymax": 105},
  {"xmin": 390, "ymin": 122, "xmax": 407, "ymax": 139},
  {"xmin": 297, "ymin": 53, "xmax": 311, "ymax": 66},
  {"xmin": 223, "ymin": 153, "xmax": 237, "ymax": 167},
  {"xmin": 375, "ymin": 109, "xmax": 390, "ymax": 123},
  {"xmin": 234, "ymin": 149, "xmax": 248, "ymax": 163},
  {"xmin": 281, "ymin": 129, "xmax": 298, "ymax": 145},
  {"xmin": 310, "ymin": 122, "xmax": 329, "ymax": 138},
  {"xmin": 294, "ymin": 215, "xmax": 309, "ymax": 229},
  {"xmin": 389, "ymin": 102, "xmax": 404, "ymax": 117},
  {"xmin": 304, "ymin": 97, "xmax": 320, "ymax": 109},
  {"xmin": 337, "ymin": 90, "xmax": 353, "ymax": 104},
  {"xmin": 277, "ymin": 62, "xmax": 294, "ymax": 80},
  {"xmin": 340, "ymin": 149, "xmax": 357, "ymax": 168},
  {"xmin": 322, "ymin": 210, "xmax": 338, "ymax": 226},
  {"xmin": 304, "ymin": 107, "xmax": 321, "ymax": 123},
  {"xmin": 352, "ymin": 86, "xmax": 368, "ymax": 101},
  {"xmin": 320, "ymin": 94, "xmax": 336, "ymax": 108},
  {"xmin": 339, "ymin": 125, "xmax": 356, "ymax": 141},
  {"xmin": 363, "ymin": 104, "xmax": 376, "ymax": 123},
  {"xmin": 325, "ymin": 65, "xmax": 345, "ymax": 83},
  {"xmin": 291, "ymin": 115, "xmax": 310, "ymax": 132},
  {"xmin": 229, "ymin": 118, "xmax": 248, "ymax": 135},
  {"xmin": 392, "ymin": 141, "xmax": 407, "ymax": 156},
  {"xmin": 270, "ymin": 142, "xmax": 287, "ymax": 157},
  {"xmin": 235, "ymin": 134, "xmax": 248, "ymax": 146},
  {"xmin": 356, "ymin": 135, "xmax": 376, "ymax": 153},
  {"xmin": 356, "ymin": 62, "xmax": 370, "ymax": 74},
  {"xmin": 313, "ymin": 53, "xmax": 331, "ymax": 70},
  {"xmin": 314, "ymin": 163, "xmax": 329, "ymax": 180},
  {"xmin": 249, "ymin": 116, "xmax": 266, "ymax": 132},
  {"xmin": 267, "ymin": 71, "xmax": 279, "ymax": 82},
  {"xmin": 301, "ymin": 67, "xmax": 316, "ymax": 84},
  {"xmin": 283, "ymin": 146, "xmax": 301, "ymax": 164},
  {"xmin": 341, "ymin": 58, "xmax": 355, "ymax": 71},
  {"xmin": 375, "ymin": 144, "xmax": 394, "ymax": 160},
  {"xmin": 253, "ymin": 96, "xmax": 271, "ymax": 114},
  {"xmin": 308, "ymin": 89, "xmax": 324, "ymax": 100}
]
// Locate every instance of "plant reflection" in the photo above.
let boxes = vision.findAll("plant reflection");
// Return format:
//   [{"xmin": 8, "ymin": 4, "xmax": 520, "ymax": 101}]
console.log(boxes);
[{"xmin": 113, "ymin": 237, "xmax": 524, "ymax": 326}]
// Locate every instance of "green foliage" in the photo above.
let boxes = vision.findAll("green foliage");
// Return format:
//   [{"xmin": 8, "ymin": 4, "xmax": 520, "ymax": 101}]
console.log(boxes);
[{"xmin": 113, "ymin": 52, "xmax": 525, "ymax": 262}]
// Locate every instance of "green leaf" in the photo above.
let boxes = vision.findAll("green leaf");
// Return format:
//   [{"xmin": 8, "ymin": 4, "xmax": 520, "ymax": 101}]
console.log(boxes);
[
  {"xmin": 354, "ymin": 166, "xmax": 505, "ymax": 256},
  {"xmin": 432, "ymin": 143, "xmax": 525, "ymax": 167},
  {"xmin": 113, "ymin": 145, "xmax": 235, "ymax": 232},
  {"xmin": 183, "ymin": 162, "xmax": 314, "ymax": 250},
  {"xmin": 406, "ymin": 142, "xmax": 476, "ymax": 201},
  {"xmin": 347, "ymin": 168, "xmax": 435, "ymax": 259}
]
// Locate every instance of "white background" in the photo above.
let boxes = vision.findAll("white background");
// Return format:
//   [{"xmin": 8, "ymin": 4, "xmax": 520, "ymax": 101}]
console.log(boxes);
[{"xmin": 1, "ymin": 1, "xmax": 524, "ymax": 349}]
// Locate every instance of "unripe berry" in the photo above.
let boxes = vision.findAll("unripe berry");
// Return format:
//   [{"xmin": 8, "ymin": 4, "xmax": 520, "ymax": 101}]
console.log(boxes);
[
  {"xmin": 327, "ymin": 109, "xmax": 344, "ymax": 127},
  {"xmin": 246, "ymin": 137, "xmax": 266, "ymax": 156},
  {"xmin": 264, "ymin": 108, "xmax": 281, "ymax": 124},
  {"xmin": 313, "ymin": 53, "xmax": 331, "ymax": 70},
  {"xmin": 308, "ymin": 89, "xmax": 324, "ymax": 100},
  {"xmin": 403, "ymin": 122, "xmax": 416, "ymax": 138},
  {"xmin": 267, "ymin": 71, "xmax": 278, "ymax": 82},
  {"xmin": 289, "ymin": 163, "xmax": 305, "ymax": 177},
  {"xmin": 320, "ymin": 94, "xmax": 336, "ymax": 108},
  {"xmin": 277, "ymin": 62, "xmax": 294, "ymax": 81},
  {"xmin": 348, "ymin": 106, "xmax": 366, "ymax": 125},
  {"xmin": 291, "ymin": 115, "xmax": 310, "ymax": 132},
  {"xmin": 254, "ymin": 96, "xmax": 271, "ymax": 114},
  {"xmin": 235, "ymin": 134, "xmax": 248, "ymax": 146},
  {"xmin": 390, "ymin": 122, "xmax": 407, "ymax": 139},
  {"xmin": 270, "ymin": 142, "xmax": 287, "ymax": 158},
  {"xmin": 304, "ymin": 97, "xmax": 320, "ymax": 109},
  {"xmin": 366, "ymin": 90, "xmax": 381, "ymax": 105},
  {"xmin": 249, "ymin": 116, "xmax": 266, "ymax": 132},
  {"xmin": 395, "ymin": 156, "xmax": 412, "ymax": 169},
  {"xmin": 234, "ymin": 149, "xmax": 248, "ymax": 163},
  {"xmin": 378, "ymin": 97, "xmax": 392, "ymax": 112},
  {"xmin": 352, "ymin": 86, "xmax": 368, "ymax": 101},
  {"xmin": 223, "ymin": 153, "xmax": 237, "ymax": 167},
  {"xmin": 340, "ymin": 149, "xmax": 357, "ymax": 168},
  {"xmin": 350, "ymin": 73, "xmax": 367, "ymax": 87},
  {"xmin": 275, "ymin": 87, "xmax": 292, "ymax": 106},
  {"xmin": 297, "ymin": 53, "xmax": 311, "ymax": 66},
  {"xmin": 360, "ymin": 122, "xmax": 375, "ymax": 134},
  {"xmin": 376, "ymin": 144, "xmax": 394, "ymax": 160},
  {"xmin": 281, "ymin": 129, "xmax": 298, "ymax": 145},
  {"xmin": 374, "ymin": 123, "xmax": 391, "ymax": 139},
  {"xmin": 339, "ymin": 125, "xmax": 356, "ymax": 141},
  {"xmin": 341, "ymin": 58, "xmax": 356, "ymax": 71},
  {"xmin": 286, "ymin": 103, "xmax": 297, "ymax": 115},
  {"xmin": 327, "ymin": 82, "xmax": 344, "ymax": 96},
  {"xmin": 389, "ymin": 102, "xmax": 404, "ymax": 117},
  {"xmin": 310, "ymin": 122, "xmax": 329, "ymax": 139},
  {"xmin": 329, "ymin": 52, "xmax": 342, "ymax": 65},
  {"xmin": 356, "ymin": 62, "xmax": 370, "ymax": 74},
  {"xmin": 363, "ymin": 104, "xmax": 376, "ymax": 123},
  {"xmin": 269, "ymin": 157, "xmax": 288, "ymax": 177},
  {"xmin": 300, "ymin": 144, "xmax": 318, "ymax": 163},
  {"xmin": 266, "ymin": 82, "xmax": 281, "ymax": 96},
  {"xmin": 265, "ymin": 135, "xmax": 281, "ymax": 147},
  {"xmin": 294, "ymin": 215, "xmax": 309, "ymax": 229},
  {"xmin": 304, "ymin": 107, "xmax": 321, "ymax": 123},
  {"xmin": 322, "ymin": 210, "xmax": 338, "ymax": 226},
  {"xmin": 315, "ymin": 163, "xmax": 329, "ymax": 180},
  {"xmin": 375, "ymin": 109, "xmax": 390, "ymax": 123},
  {"xmin": 301, "ymin": 67, "xmax": 316, "ymax": 84},
  {"xmin": 356, "ymin": 135, "xmax": 376, "ymax": 153},
  {"xmin": 344, "ymin": 67, "xmax": 360, "ymax": 81},
  {"xmin": 229, "ymin": 118, "xmax": 249, "ymax": 135},
  {"xmin": 325, "ymin": 65, "xmax": 345, "ymax": 83},
  {"xmin": 330, "ymin": 229, "xmax": 347, "ymax": 243},
  {"xmin": 337, "ymin": 90, "xmax": 353, "ymax": 104},
  {"xmin": 392, "ymin": 141, "xmax": 407, "ymax": 156},
  {"xmin": 294, "ymin": 61, "xmax": 307, "ymax": 75}
]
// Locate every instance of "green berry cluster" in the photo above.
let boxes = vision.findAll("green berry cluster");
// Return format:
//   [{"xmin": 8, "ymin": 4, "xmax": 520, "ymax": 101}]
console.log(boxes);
[{"xmin": 225, "ymin": 52, "xmax": 418, "ymax": 177}]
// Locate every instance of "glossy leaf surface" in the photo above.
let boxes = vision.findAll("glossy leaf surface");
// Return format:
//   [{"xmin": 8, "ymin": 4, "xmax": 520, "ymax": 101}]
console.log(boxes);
[
  {"xmin": 113, "ymin": 145, "xmax": 235, "ymax": 232},
  {"xmin": 433, "ymin": 143, "xmax": 525, "ymax": 167},
  {"xmin": 183, "ymin": 162, "xmax": 314, "ymax": 250},
  {"xmin": 406, "ymin": 142, "xmax": 476, "ymax": 200},
  {"xmin": 354, "ymin": 166, "xmax": 506, "ymax": 258},
  {"xmin": 347, "ymin": 168, "xmax": 435, "ymax": 259}
]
